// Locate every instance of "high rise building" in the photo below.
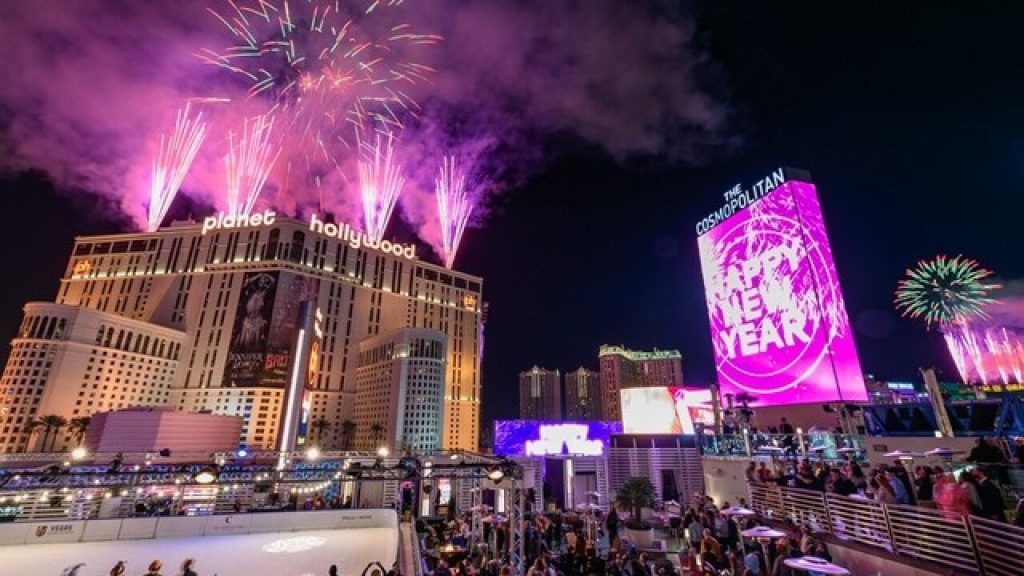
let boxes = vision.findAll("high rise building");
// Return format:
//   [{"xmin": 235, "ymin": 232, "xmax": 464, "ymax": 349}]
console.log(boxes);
[
  {"xmin": 519, "ymin": 366, "xmax": 562, "ymax": 420},
  {"xmin": 0, "ymin": 302, "xmax": 185, "ymax": 452},
  {"xmin": 0, "ymin": 213, "xmax": 484, "ymax": 453},
  {"xmin": 599, "ymin": 345, "xmax": 683, "ymax": 421},
  {"xmin": 354, "ymin": 327, "xmax": 447, "ymax": 453},
  {"xmin": 564, "ymin": 367, "xmax": 601, "ymax": 420}
]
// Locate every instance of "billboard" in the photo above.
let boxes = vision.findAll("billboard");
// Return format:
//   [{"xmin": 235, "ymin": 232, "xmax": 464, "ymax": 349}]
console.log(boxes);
[
  {"xmin": 493, "ymin": 421, "xmax": 622, "ymax": 456},
  {"xmin": 620, "ymin": 387, "xmax": 714, "ymax": 434},
  {"xmin": 697, "ymin": 169, "xmax": 866, "ymax": 405},
  {"xmin": 224, "ymin": 271, "xmax": 320, "ymax": 388}
]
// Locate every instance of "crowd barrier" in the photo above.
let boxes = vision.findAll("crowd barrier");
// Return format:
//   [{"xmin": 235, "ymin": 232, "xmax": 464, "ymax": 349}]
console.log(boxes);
[
  {"xmin": 747, "ymin": 482, "xmax": 1022, "ymax": 576},
  {"xmin": 0, "ymin": 508, "xmax": 397, "ymax": 548}
]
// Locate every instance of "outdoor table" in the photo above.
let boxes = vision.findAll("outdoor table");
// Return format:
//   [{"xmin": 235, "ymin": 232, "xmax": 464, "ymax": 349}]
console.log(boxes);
[
  {"xmin": 721, "ymin": 506, "xmax": 756, "ymax": 517},
  {"xmin": 784, "ymin": 556, "xmax": 851, "ymax": 575},
  {"xmin": 741, "ymin": 526, "xmax": 787, "ymax": 563}
]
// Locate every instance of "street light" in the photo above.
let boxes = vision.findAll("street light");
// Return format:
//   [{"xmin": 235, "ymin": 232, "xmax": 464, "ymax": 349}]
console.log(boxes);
[
  {"xmin": 377, "ymin": 446, "xmax": 390, "ymax": 458},
  {"xmin": 194, "ymin": 466, "xmax": 219, "ymax": 485},
  {"xmin": 306, "ymin": 446, "xmax": 321, "ymax": 460},
  {"xmin": 70, "ymin": 447, "xmax": 87, "ymax": 461},
  {"xmin": 486, "ymin": 465, "xmax": 505, "ymax": 482}
]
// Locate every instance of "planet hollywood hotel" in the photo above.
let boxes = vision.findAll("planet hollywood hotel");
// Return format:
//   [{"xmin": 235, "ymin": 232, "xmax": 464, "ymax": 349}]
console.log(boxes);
[{"xmin": 0, "ymin": 212, "xmax": 484, "ymax": 453}]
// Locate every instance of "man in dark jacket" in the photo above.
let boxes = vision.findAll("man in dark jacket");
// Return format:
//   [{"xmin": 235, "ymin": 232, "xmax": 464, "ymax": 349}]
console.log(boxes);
[
  {"xmin": 973, "ymin": 466, "xmax": 1005, "ymax": 521},
  {"xmin": 830, "ymin": 469, "xmax": 857, "ymax": 496}
]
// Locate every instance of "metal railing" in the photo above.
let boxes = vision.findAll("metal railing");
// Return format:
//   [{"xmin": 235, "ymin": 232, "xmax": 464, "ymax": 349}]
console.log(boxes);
[
  {"xmin": 969, "ymin": 516, "xmax": 1024, "ymax": 576},
  {"xmin": 748, "ymin": 481, "xmax": 1024, "ymax": 576},
  {"xmin": 777, "ymin": 486, "xmax": 829, "ymax": 532},
  {"xmin": 700, "ymin": 432, "xmax": 867, "ymax": 461},
  {"xmin": 823, "ymin": 493, "xmax": 890, "ymax": 549}
]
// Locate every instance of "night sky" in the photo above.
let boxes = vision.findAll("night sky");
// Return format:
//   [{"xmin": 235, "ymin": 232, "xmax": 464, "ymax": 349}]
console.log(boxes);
[{"xmin": 1, "ymin": 3, "xmax": 1023, "ymax": 428}]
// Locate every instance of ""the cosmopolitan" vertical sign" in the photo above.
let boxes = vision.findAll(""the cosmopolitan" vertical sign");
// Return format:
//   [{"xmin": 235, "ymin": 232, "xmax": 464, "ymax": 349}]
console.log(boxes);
[{"xmin": 696, "ymin": 168, "xmax": 866, "ymax": 405}]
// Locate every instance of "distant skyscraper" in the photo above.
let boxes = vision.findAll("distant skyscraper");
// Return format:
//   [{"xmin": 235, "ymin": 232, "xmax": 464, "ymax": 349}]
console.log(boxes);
[
  {"xmin": 564, "ymin": 367, "xmax": 601, "ymax": 420},
  {"xmin": 519, "ymin": 366, "xmax": 562, "ymax": 420},
  {"xmin": 355, "ymin": 327, "xmax": 447, "ymax": 453},
  {"xmin": 599, "ymin": 345, "xmax": 683, "ymax": 421}
]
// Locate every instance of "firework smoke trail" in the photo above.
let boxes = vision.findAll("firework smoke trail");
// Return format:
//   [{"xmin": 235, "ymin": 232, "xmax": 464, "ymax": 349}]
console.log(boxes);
[
  {"xmin": 147, "ymin": 103, "xmax": 207, "ymax": 232},
  {"xmin": 357, "ymin": 131, "xmax": 405, "ymax": 243},
  {"xmin": 435, "ymin": 156, "xmax": 474, "ymax": 269},
  {"xmin": 225, "ymin": 114, "xmax": 281, "ymax": 216},
  {"xmin": 894, "ymin": 254, "xmax": 1001, "ymax": 329}
]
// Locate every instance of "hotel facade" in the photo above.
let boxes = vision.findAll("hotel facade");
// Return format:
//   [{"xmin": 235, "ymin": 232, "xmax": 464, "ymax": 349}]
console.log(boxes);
[{"xmin": 0, "ymin": 213, "xmax": 484, "ymax": 453}]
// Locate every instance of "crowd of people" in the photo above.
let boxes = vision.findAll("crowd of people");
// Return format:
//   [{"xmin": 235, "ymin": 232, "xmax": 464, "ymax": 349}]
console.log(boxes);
[
  {"xmin": 414, "ymin": 493, "xmax": 837, "ymax": 576},
  {"xmin": 745, "ymin": 437, "xmax": 1023, "ymax": 526},
  {"xmin": 675, "ymin": 494, "xmax": 831, "ymax": 576}
]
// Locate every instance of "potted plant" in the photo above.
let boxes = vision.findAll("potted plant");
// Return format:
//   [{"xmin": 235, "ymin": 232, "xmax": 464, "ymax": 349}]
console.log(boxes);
[{"xmin": 616, "ymin": 476, "xmax": 656, "ymax": 547}]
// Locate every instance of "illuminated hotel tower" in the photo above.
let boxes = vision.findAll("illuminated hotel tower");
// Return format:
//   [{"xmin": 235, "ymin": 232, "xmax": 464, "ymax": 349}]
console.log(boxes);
[
  {"xmin": 599, "ymin": 345, "xmax": 683, "ymax": 421},
  {"xmin": 354, "ymin": 327, "xmax": 447, "ymax": 453},
  {"xmin": 519, "ymin": 366, "xmax": 562, "ymax": 420},
  {"xmin": 0, "ymin": 214, "xmax": 483, "ymax": 453},
  {"xmin": 564, "ymin": 367, "xmax": 601, "ymax": 420}
]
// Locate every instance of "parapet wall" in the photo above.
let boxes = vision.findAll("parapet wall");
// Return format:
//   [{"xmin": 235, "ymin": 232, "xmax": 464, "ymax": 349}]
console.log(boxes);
[{"xmin": 0, "ymin": 508, "xmax": 398, "ymax": 547}]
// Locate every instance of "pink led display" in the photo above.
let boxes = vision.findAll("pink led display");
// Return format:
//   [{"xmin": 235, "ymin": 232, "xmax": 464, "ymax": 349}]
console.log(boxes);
[{"xmin": 697, "ymin": 175, "xmax": 866, "ymax": 405}]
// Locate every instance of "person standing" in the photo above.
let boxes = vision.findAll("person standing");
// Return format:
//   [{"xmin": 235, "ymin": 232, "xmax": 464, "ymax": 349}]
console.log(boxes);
[
  {"xmin": 913, "ymin": 466, "xmax": 934, "ymax": 503},
  {"xmin": 974, "ymin": 466, "xmax": 1005, "ymax": 521},
  {"xmin": 687, "ymin": 514, "xmax": 704, "ymax": 551},
  {"xmin": 144, "ymin": 561, "xmax": 163, "ymax": 576},
  {"xmin": 182, "ymin": 559, "xmax": 198, "ymax": 576},
  {"xmin": 606, "ymin": 505, "xmax": 620, "ymax": 548},
  {"xmin": 780, "ymin": 418, "xmax": 795, "ymax": 455}
]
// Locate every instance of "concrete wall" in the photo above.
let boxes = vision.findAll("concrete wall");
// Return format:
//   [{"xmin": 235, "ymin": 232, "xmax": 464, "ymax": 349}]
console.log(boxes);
[
  {"xmin": 0, "ymin": 508, "xmax": 397, "ymax": 547},
  {"xmin": 702, "ymin": 457, "xmax": 753, "ymax": 506}
]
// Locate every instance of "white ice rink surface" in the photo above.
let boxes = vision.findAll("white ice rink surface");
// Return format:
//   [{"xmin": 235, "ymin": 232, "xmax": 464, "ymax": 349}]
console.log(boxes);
[{"xmin": 0, "ymin": 527, "xmax": 397, "ymax": 576}]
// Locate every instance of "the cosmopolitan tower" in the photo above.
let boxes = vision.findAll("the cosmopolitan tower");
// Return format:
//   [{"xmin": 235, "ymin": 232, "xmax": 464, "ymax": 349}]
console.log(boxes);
[{"xmin": 0, "ymin": 214, "xmax": 483, "ymax": 452}]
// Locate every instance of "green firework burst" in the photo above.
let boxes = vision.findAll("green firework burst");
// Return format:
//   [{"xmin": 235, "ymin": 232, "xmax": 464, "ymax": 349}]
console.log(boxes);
[{"xmin": 894, "ymin": 255, "xmax": 1000, "ymax": 329}]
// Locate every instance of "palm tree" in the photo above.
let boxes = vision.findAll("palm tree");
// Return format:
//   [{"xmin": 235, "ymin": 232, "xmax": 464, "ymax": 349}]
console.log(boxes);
[
  {"xmin": 44, "ymin": 415, "xmax": 68, "ymax": 452},
  {"xmin": 340, "ymin": 420, "xmax": 356, "ymax": 451},
  {"xmin": 310, "ymin": 417, "xmax": 332, "ymax": 446},
  {"xmin": 370, "ymin": 422, "xmax": 384, "ymax": 450},
  {"xmin": 22, "ymin": 419, "xmax": 45, "ymax": 452},
  {"xmin": 26, "ymin": 415, "xmax": 68, "ymax": 452},
  {"xmin": 616, "ymin": 477, "xmax": 656, "ymax": 529},
  {"xmin": 68, "ymin": 417, "xmax": 91, "ymax": 447}
]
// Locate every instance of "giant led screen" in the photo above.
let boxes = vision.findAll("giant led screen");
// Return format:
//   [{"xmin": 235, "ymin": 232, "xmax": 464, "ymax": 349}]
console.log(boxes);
[
  {"xmin": 620, "ymin": 387, "xmax": 714, "ymax": 434},
  {"xmin": 696, "ymin": 169, "xmax": 866, "ymax": 405},
  {"xmin": 493, "ymin": 421, "xmax": 622, "ymax": 457}
]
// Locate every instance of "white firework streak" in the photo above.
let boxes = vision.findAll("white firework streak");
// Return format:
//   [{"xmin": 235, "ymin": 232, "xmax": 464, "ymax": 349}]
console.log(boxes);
[
  {"xmin": 225, "ymin": 114, "xmax": 281, "ymax": 217},
  {"xmin": 435, "ymin": 156, "xmax": 474, "ymax": 269},
  {"xmin": 357, "ymin": 130, "xmax": 404, "ymax": 243},
  {"xmin": 148, "ymin": 103, "xmax": 207, "ymax": 231},
  {"xmin": 942, "ymin": 321, "xmax": 1024, "ymax": 384}
]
